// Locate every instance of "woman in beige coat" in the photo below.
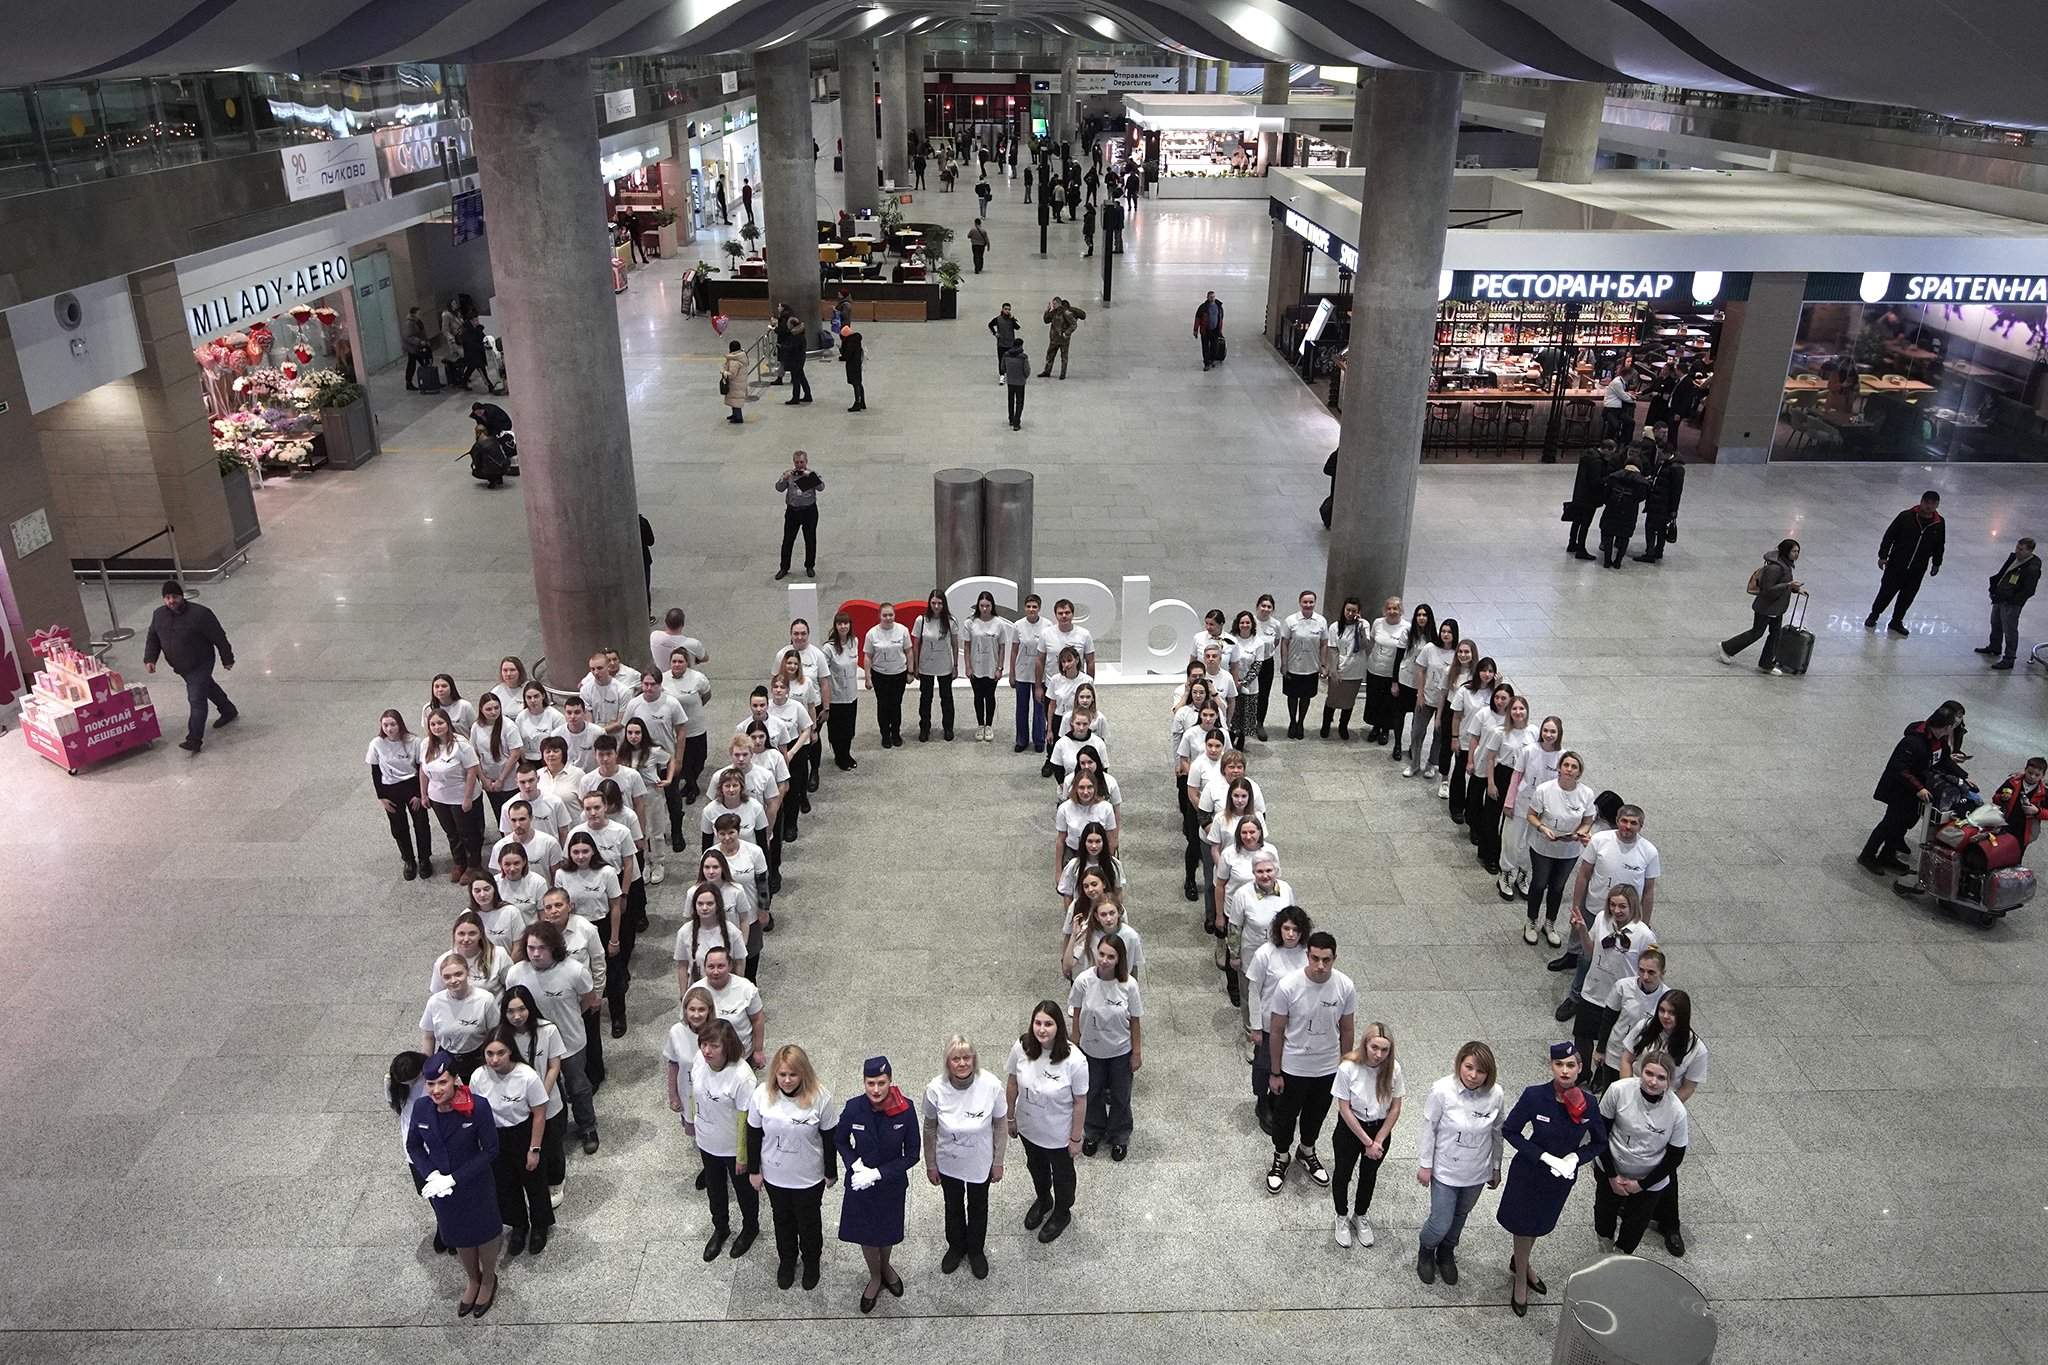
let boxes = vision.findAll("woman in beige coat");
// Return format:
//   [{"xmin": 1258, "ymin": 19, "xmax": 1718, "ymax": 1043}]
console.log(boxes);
[{"xmin": 722, "ymin": 341, "xmax": 749, "ymax": 424}]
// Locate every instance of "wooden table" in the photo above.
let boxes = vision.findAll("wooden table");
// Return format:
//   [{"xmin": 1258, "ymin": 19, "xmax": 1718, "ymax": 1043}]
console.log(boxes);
[
  {"xmin": 818, "ymin": 244, "xmax": 841, "ymax": 264},
  {"xmin": 1427, "ymin": 388, "xmax": 1604, "ymax": 401}
]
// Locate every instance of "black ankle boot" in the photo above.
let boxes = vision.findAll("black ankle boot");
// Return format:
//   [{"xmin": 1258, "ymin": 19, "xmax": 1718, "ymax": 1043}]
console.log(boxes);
[
  {"xmin": 1320, "ymin": 709, "xmax": 1333, "ymax": 739},
  {"xmin": 1337, "ymin": 711, "xmax": 1352, "ymax": 740}
]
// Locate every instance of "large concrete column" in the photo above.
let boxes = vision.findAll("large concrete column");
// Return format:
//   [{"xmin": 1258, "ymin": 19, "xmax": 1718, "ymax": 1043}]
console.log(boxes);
[
  {"xmin": 1194, "ymin": 59, "xmax": 1211, "ymax": 94},
  {"xmin": 1263, "ymin": 62, "xmax": 1291, "ymax": 103},
  {"xmin": 1536, "ymin": 81, "xmax": 1605, "ymax": 184},
  {"xmin": 1325, "ymin": 70, "xmax": 1462, "ymax": 607},
  {"xmin": 0, "ymin": 314, "xmax": 87, "ymax": 645},
  {"xmin": 1180, "ymin": 56, "xmax": 1195, "ymax": 93},
  {"xmin": 1058, "ymin": 38, "xmax": 1079, "ymax": 143},
  {"xmin": 1216, "ymin": 60, "xmax": 1232, "ymax": 95},
  {"xmin": 469, "ymin": 59, "xmax": 644, "ymax": 676},
  {"xmin": 878, "ymin": 37, "xmax": 910, "ymax": 187},
  {"xmin": 902, "ymin": 36, "xmax": 926, "ymax": 149},
  {"xmin": 755, "ymin": 42, "xmax": 819, "ymax": 325},
  {"xmin": 837, "ymin": 39, "xmax": 879, "ymax": 217},
  {"xmin": 1698, "ymin": 272, "xmax": 1807, "ymax": 464}
]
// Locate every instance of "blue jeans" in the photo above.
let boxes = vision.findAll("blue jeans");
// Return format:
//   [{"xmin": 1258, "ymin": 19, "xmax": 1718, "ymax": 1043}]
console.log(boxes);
[
  {"xmin": 180, "ymin": 667, "xmax": 236, "ymax": 744},
  {"xmin": 1013, "ymin": 681, "xmax": 1046, "ymax": 750},
  {"xmin": 1418, "ymin": 1178, "xmax": 1484, "ymax": 1253},
  {"xmin": 1991, "ymin": 600, "xmax": 2026, "ymax": 662}
]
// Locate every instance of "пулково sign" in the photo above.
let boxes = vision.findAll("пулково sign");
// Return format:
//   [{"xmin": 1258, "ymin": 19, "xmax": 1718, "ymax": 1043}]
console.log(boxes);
[{"xmin": 281, "ymin": 134, "xmax": 378, "ymax": 202}]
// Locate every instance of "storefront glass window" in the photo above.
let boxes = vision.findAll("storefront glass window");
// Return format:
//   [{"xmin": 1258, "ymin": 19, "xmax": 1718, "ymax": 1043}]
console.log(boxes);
[
  {"xmin": 36, "ymin": 83, "xmax": 105, "ymax": 184},
  {"xmin": 1774, "ymin": 300, "xmax": 2048, "ymax": 463},
  {"xmin": 0, "ymin": 88, "xmax": 46, "ymax": 195}
]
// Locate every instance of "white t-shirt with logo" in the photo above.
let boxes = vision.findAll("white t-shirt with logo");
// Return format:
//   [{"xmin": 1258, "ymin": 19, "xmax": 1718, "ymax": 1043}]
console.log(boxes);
[
  {"xmin": 419, "ymin": 988, "xmax": 500, "ymax": 1053},
  {"xmin": 468, "ymin": 1061, "xmax": 548, "ymax": 1128},
  {"xmin": 1334, "ymin": 1058, "xmax": 1405, "ymax": 1124},
  {"xmin": 367, "ymin": 733, "xmax": 424, "ymax": 785},
  {"xmin": 688, "ymin": 1056, "xmax": 755, "ymax": 1158},
  {"xmin": 1068, "ymin": 970, "xmax": 1142, "ymax": 1059},
  {"xmin": 504, "ymin": 958, "xmax": 593, "ymax": 1055},
  {"xmin": 751, "ymin": 1082, "xmax": 834, "ymax": 1188},
  {"xmin": 706, "ymin": 975, "xmax": 763, "ymax": 1054},
  {"xmin": 420, "ymin": 739, "xmax": 479, "ymax": 805},
  {"xmin": 1578, "ymin": 831, "xmax": 1661, "ymax": 914},
  {"xmin": 1005, "ymin": 1040, "xmax": 1089, "ymax": 1149},
  {"xmin": 1270, "ymin": 968, "xmax": 1358, "ymax": 1076},
  {"xmin": 1599, "ymin": 1078, "xmax": 1690, "ymax": 1190},
  {"xmin": 924, "ymin": 1069, "xmax": 1008, "ymax": 1182}
]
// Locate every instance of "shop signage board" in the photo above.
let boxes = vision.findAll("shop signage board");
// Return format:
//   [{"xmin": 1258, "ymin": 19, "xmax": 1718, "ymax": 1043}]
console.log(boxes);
[
  {"xmin": 280, "ymin": 134, "xmax": 378, "ymax": 202},
  {"xmin": 182, "ymin": 246, "xmax": 351, "ymax": 341},
  {"xmin": 603, "ymin": 89, "xmax": 637, "ymax": 123},
  {"xmin": 721, "ymin": 71, "xmax": 739, "ymax": 95},
  {"xmin": 377, "ymin": 118, "xmax": 472, "ymax": 178},
  {"xmin": 1806, "ymin": 271, "xmax": 2048, "ymax": 304},
  {"xmin": 1283, "ymin": 208, "xmax": 1358, "ymax": 271},
  {"xmin": 1109, "ymin": 68, "xmax": 1181, "ymax": 92},
  {"xmin": 1075, "ymin": 75, "xmax": 1111, "ymax": 95}
]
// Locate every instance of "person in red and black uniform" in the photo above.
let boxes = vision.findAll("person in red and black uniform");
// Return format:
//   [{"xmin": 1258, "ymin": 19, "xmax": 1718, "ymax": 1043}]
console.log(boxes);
[
  {"xmin": 1858, "ymin": 707, "xmax": 1964, "ymax": 874},
  {"xmin": 1866, "ymin": 491, "xmax": 1946, "ymax": 637}
]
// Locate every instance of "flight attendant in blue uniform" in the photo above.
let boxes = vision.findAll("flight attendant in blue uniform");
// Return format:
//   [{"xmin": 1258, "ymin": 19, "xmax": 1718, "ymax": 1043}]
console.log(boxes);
[
  {"xmin": 1496, "ymin": 1041, "xmax": 1606, "ymax": 1316},
  {"xmin": 835, "ymin": 1055, "xmax": 922, "ymax": 1314},
  {"xmin": 407, "ymin": 1051, "xmax": 505, "ymax": 1318}
]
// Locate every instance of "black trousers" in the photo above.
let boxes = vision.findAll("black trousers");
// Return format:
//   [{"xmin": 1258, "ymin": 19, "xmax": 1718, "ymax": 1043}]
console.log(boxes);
[
  {"xmin": 179, "ymin": 667, "xmax": 235, "ymax": 745},
  {"xmin": 1331, "ymin": 1115, "xmax": 1388, "ymax": 1215},
  {"xmin": 1179, "ymin": 780, "xmax": 1202, "ymax": 885},
  {"xmin": 972, "ymin": 245, "xmax": 986, "ymax": 273},
  {"xmin": 1007, "ymin": 383, "xmax": 1025, "ymax": 426},
  {"xmin": 700, "ymin": 1149, "xmax": 759, "ymax": 1233},
  {"xmin": 492, "ymin": 1131, "xmax": 555, "ymax": 1233},
  {"xmin": 1447, "ymin": 749, "xmax": 1471, "ymax": 823},
  {"xmin": 873, "ymin": 672, "xmax": 907, "ymax": 741},
  {"xmin": 375, "ymin": 779, "xmax": 432, "ymax": 864},
  {"xmin": 786, "ymin": 360, "xmax": 812, "ymax": 402},
  {"xmin": 1464, "ymin": 767, "xmax": 1490, "ymax": 845},
  {"xmin": 405, "ymin": 351, "xmax": 428, "ymax": 387},
  {"xmin": 1023, "ymin": 1138, "xmax": 1076, "ymax": 1216},
  {"xmin": 1526, "ymin": 850, "xmax": 1576, "ymax": 925},
  {"xmin": 664, "ymin": 780, "xmax": 689, "ymax": 853},
  {"xmin": 1269, "ymin": 1070, "xmax": 1336, "ymax": 1153},
  {"xmin": 1476, "ymin": 762, "xmax": 1513, "ymax": 870},
  {"xmin": 1200, "ymin": 332, "xmax": 1219, "ymax": 366},
  {"xmin": 679, "ymin": 733, "xmax": 708, "ymax": 804},
  {"xmin": 828, "ymin": 701, "xmax": 858, "ymax": 764},
  {"xmin": 1567, "ymin": 509, "xmax": 1597, "ymax": 552},
  {"xmin": 1255, "ymin": 656, "xmax": 1275, "ymax": 730},
  {"xmin": 969, "ymin": 675, "xmax": 999, "ymax": 725},
  {"xmin": 1593, "ymin": 1172, "xmax": 1663, "ymax": 1252},
  {"xmin": 1870, "ymin": 566, "xmax": 1928, "ymax": 624},
  {"xmin": 1641, "ymin": 518, "xmax": 1670, "ymax": 560},
  {"xmin": 1721, "ymin": 611, "xmax": 1782, "ymax": 668},
  {"xmin": 429, "ymin": 799, "xmax": 485, "ymax": 871},
  {"xmin": 598, "ymin": 908, "xmax": 638, "ymax": 1028},
  {"xmin": 918, "ymin": 673, "xmax": 957, "ymax": 734},
  {"xmin": 942, "ymin": 1175, "xmax": 990, "ymax": 1255},
  {"xmin": 779, "ymin": 505, "xmax": 818, "ymax": 574},
  {"xmin": 766, "ymin": 1180, "xmax": 825, "ymax": 1270},
  {"xmin": 1863, "ymin": 795, "xmax": 1923, "ymax": 861},
  {"xmin": 844, "ymin": 361, "xmax": 864, "ymax": 408},
  {"xmin": 581, "ymin": 1004, "xmax": 605, "ymax": 1086}
]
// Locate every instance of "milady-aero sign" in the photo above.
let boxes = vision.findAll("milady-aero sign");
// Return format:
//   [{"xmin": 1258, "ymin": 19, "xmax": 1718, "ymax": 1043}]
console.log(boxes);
[{"xmin": 181, "ymin": 247, "xmax": 351, "ymax": 341}]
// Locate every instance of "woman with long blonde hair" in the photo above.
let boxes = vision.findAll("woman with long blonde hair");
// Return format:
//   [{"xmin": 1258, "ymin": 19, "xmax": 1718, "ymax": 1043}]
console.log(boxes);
[{"xmin": 747, "ymin": 1043, "xmax": 838, "ymax": 1290}]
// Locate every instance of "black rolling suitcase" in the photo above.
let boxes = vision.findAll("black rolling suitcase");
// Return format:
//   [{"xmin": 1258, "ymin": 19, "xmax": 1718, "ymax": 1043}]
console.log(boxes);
[
  {"xmin": 1777, "ymin": 592, "xmax": 1814, "ymax": 675},
  {"xmin": 415, "ymin": 357, "xmax": 442, "ymax": 393}
]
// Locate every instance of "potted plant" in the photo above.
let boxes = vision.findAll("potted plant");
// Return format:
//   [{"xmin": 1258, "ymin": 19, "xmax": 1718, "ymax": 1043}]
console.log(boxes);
[
  {"xmin": 739, "ymin": 221, "xmax": 762, "ymax": 257},
  {"xmin": 933, "ymin": 259, "xmax": 962, "ymax": 320},
  {"xmin": 305, "ymin": 368, "xmax": 378, "ymax": 470},
  {"xmin": 922, "ymin": 223, "xmax": 955, "ymax": 260}
]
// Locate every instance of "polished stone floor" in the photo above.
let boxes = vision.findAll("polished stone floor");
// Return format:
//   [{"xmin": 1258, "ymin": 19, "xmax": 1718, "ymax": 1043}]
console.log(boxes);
[{"xmin": 5, "ymin": 145, "xmax": 2048, "ymax": 1365}]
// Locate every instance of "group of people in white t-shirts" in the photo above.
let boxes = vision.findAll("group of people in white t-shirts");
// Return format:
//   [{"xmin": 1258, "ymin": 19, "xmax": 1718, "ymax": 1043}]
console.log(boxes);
[{"xmin": 386, "ymin": 581, "xmax": 1710, "ymax": 1316}]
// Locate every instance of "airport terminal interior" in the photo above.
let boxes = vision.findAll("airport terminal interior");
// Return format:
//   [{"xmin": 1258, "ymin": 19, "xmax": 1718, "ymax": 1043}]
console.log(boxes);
[{"xmin": 3, "ymin": 7, "xmax": 2048, "ymax": 1363}]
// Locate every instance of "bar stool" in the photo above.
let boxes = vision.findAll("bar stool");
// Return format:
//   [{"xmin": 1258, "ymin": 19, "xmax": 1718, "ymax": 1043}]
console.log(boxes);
[
  {"xmin": 1562, "ymin": 397, "xmax": 1596, "ymax": 445},
  {"xmin": 1502, "ymin": 401, "xmax": 1535, "ymax": 454},
  {"xmin": 1425, "ymin": 401, "xmax": 1459, "ymax": 445},
  {"xmin": 1468, "ymin": 401, "xmax": 1505, "ymax": 451}
]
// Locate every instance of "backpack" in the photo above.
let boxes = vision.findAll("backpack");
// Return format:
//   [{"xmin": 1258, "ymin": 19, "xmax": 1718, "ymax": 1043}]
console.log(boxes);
[{"xmin": 1746, "ymin": 564, "xmax": 1764, "ymax": 594}]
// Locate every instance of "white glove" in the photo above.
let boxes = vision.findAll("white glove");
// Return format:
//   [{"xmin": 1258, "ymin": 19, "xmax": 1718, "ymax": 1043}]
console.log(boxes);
[
  {"xmin": 1539, "ymin": 1152, "xmax": 1578, "ymax": 1181},
  {"xmin": 420, "ymin": 1170, "xmax": 456, "ymax": 1200},
  {"xmin": 850, "ymin": 1159, "xmax": 880, "ymax": 1191}
]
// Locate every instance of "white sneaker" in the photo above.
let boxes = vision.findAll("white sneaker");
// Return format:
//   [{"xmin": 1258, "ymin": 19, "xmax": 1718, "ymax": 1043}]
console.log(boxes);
[
  {"xmin": 1436, "ymin": 780, "xmax": 1451, "ymax": 799},
  {"xmin": 549, "ymin": 1185, "xmax": 564, "ymax": 1209},
  {"xmin": 1546, "ymin": 924, "xmax": 1564, "ymax": 947},
  {"xmin": 1715, "ymin": 648, "xmax": 1734, "ymax": 665},
  {"xmin": 1401, "ymin": 764, "xmax": 1416, "ymax": 778},
  {"xmin": 1333, "ymin": 1215, "xmax": 1353, "ymax": 1248},
  {"xmin": 1766, "ymin": 667, "xmax": 1785, "ymax": 677},
  {"xmin": 1356, "ymin": 1216, "xmax": 1375, "ymax": 1247},
  {"xmin": 1518, "ymin": 869, "xmax": 1532, "ymax": 893},
  {"xmin": 648, "ymin": 861, "xmax": 666, "ymax": 885},
  {"xmin": 1523, "ymin": 922, "xmax": 1539, "ymax": 944},
  {"xmin": 1423, "ymin": 767, "xmax": 1439, "ymax": 780}
]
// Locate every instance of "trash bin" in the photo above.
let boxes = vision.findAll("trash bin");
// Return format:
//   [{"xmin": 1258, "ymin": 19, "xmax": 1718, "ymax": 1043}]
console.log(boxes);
[{"xmin": 1552, "ymin": 1254, "xmax": 1715, "ymax": 1365}]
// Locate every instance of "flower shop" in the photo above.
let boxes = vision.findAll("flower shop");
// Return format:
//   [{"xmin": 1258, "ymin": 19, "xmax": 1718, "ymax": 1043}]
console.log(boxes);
[{"xmin": 196, "ymin": 302, "xmax": 379, "ymax": 487}]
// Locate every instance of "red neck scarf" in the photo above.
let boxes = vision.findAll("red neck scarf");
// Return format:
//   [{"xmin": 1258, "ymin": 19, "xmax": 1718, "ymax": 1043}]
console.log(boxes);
[
  {"xmin": 446, "ymin": 1085, "xmax": 475, "ymax": 1117},
  {"xmin": 874, "ymin": 1085, "xmax": 910, "ymax": 1117},
  {"xmin": 1554, "ymin": 1082, "xmax": 1588, "ymax": 1124}
]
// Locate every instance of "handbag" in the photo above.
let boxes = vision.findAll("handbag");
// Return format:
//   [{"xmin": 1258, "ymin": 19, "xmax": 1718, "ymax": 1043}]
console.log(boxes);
[
  {"xmin": 718, "ymin": 375, "xmax": 729, "ymax": 396},
  {"xmin": 1667, "ymin": 519, "xmax": 1679, "ymax": 542}
]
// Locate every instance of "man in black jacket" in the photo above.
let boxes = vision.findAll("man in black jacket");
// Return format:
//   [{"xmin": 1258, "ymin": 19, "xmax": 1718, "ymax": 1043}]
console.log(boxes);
[
  {"xmin": 988, "ymin": 303, "xmax": 1020, "ymax": 382},
  {"xmin": 1977, "ymin": 535, "xmax": 2040, "ymax": 669},
  {"xmin": 838, "ymin": 325, "xmax": 866, "ymax": 412},
  {"xmin": 1858, "ymin": 708, "xmax": 1961, "ymax": 874},
  {"xmin": 1566, "ymin": 440, "xmax": 1614, "ymax": 560},
  {"xmin": 143, "ymin": 581, "xmax": 237, "ymax": 753},
  {"xmin": 1866, "ymin": 491, "xmax": 1946, "ymax": 636}
]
